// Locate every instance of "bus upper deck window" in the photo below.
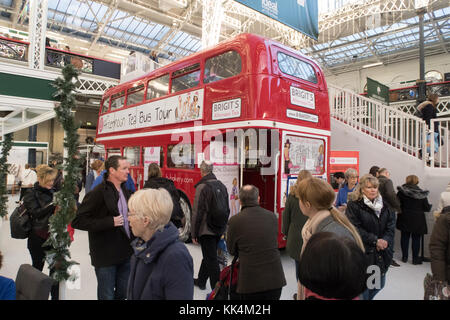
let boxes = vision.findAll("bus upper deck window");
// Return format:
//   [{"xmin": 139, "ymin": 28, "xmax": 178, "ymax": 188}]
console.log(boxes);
[
  {"xmin": 101, "ymin": 97, "xmax": 110, "ymax": 114},
  {"xmin": 127, "ymin": 84, "xmax": 145, "ymax": 106},
  {"xmin": 204, "ymin": 50, "xmax": 242, "ymax": 84},
  {"xmin": 110, "ymin": 91, "xmax": 126, "ymax": 111},
  {"xmin": 171, "ymin": 63, "xmax": 200, "ymax": 93},
  {"xmin": 277, "ymin": 52, "xmax": 317, "ymax": 84},
  {"xmin": 147, "ymin": 74, "xmax": 169, "ymax": 101}
]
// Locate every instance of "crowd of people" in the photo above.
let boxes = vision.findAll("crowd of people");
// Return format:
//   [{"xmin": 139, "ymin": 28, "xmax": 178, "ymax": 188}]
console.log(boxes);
[{"xmin": 0, "ymin": 157, "xmax": 449, "ymax": 301}]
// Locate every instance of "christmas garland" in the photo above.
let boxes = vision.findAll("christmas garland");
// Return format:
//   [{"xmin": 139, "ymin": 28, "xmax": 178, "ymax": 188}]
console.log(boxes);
[
  {"xmin": 0, "ymin": 133, "xmax": 13, "ymax": 218},
  {"xmin": 44, "ymin": 65, "xmax": 81, "ymax": 282}
]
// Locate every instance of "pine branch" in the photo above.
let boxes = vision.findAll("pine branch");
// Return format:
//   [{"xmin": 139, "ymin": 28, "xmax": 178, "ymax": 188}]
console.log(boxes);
[
  {"xmin": 0, "ymin": 133, "xmax": 13, "ymax": 218},
  {"xmin": 44, "ymin": 65, "xmax": 81, "ymax": 282}
]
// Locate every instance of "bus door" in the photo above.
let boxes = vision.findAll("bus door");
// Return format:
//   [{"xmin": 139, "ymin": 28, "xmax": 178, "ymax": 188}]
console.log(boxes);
[{"xmin": 239, "ymin": 129, "xmax": 278, "ymax": 214}]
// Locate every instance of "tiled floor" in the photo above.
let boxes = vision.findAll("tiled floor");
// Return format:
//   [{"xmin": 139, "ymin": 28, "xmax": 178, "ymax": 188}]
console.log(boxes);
[{"xmin": 0, "ymin": 192, "xmax": 431, "ymax": 300}]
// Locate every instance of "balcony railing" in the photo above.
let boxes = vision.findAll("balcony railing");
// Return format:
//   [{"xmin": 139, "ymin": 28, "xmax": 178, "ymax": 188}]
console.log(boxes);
[
  {"xmin": 0, "ymin": 36, "xmax": 28, "ymax": 62},
  {"xmin": 45, "ymin": 47, "xmax": 121, "ymax": 80},
  {"xmin": 0, "ymin": 35, "xmax": 120, "ymax": 80}
]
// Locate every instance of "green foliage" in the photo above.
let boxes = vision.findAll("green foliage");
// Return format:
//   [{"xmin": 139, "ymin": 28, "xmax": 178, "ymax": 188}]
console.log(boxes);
[
  {"xmin": 0, "ymin": 133, "xmax": 13, "ymax": 218},
  {"xmin": 44, "ymin": 65, "xmax": 81, "ymax": 282}
]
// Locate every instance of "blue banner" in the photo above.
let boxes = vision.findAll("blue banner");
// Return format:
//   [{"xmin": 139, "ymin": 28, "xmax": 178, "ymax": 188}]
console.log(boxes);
[{"xmin": 234, "ymin": 0, "xmax": 318, "ymax": 40}]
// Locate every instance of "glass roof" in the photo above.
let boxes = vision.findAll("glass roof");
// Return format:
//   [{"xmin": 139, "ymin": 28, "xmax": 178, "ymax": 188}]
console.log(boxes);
[
  {"xmin": 46, "ymin": 0, "xmax": 202, "ymax": 60},
  {"xmin": 302, "ymin": 6, "xmax": 450, "ymax": 69},
  {"xmin": 0, "ymin": 0, "xmax": 447, "ymax": 69}
]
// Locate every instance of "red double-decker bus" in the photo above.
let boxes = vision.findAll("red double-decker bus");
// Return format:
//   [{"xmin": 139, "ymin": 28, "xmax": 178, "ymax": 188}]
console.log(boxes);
[{"xmin": 95, "ymin": 33, "xmax": 330, "ymax": 247}]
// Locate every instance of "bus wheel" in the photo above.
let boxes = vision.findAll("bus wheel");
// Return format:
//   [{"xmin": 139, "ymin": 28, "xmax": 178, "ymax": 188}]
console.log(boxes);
[{"xmin": 178, "ymin": 189, "xmax": 192, "ymax": 243}]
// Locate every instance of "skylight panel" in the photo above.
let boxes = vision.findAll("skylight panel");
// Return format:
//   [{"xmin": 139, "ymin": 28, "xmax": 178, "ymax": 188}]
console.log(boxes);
[{"xmin": 0, "ymin": 0, "xmax": 13, "ymax": 6}]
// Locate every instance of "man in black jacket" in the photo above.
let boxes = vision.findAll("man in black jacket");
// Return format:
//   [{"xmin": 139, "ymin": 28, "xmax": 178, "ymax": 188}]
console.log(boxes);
[
  {"xmin": 191, "ymin": 161, "xmax": 229, "ymax": 291},
  {"xmin": 72, "ymin": 155, "xmax": 133, "ymax": 300},
  {"xmin": 378, "ymin": 168, "xmax": 401, "ymax": 267}
]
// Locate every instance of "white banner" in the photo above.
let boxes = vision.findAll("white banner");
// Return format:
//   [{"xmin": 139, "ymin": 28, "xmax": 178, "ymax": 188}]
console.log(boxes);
[{"xmin": 98, "ymin": 89, "xmax": 204, "ymax": 134}]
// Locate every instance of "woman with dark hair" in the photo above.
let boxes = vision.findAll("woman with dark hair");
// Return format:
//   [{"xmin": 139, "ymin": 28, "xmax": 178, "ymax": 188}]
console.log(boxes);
[
  {"xmin": 418, "ymin": 93, "xmax": 440, "ymax": 155},
  {"xmin": 298, "ymin": 232, "xmax": 368, "ymax": 300},
  {"xmin": 144, "ymin": 163, "xmax": 183, "ymax": 228},
  {"xmin": 282, "ymin": 170, "xmax": 312, "ymax": 286},
  {"xmin": 396, "ymin": 175, "xmax": 431, "ymax": 264}
]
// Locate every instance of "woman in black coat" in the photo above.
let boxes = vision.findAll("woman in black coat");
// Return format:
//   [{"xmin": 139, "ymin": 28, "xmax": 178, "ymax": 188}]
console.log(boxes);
[
  {"xmin": 396, "ymin": 175, "xmax": 432, "ymax": 265},
  {"xmin": 345, "ymin": 174, "xmax": 396, "ymax": 300},
  {"xmin": 23, "ymin": 164, "xmax": 58, "ymax": 299},
  {"xmin": 23, "ymin": 165, "xmax": 57, "ymax": 271},
  {"xmin": 144, "ymin": 163, "xmax": 183, "ymax": 228}
]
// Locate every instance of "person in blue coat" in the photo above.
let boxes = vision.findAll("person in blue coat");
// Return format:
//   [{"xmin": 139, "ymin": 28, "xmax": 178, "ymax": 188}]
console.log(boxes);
[
  {"xmin": 0, "ymin": 251, "xmax": 15, "ymax": 300},
  {"xmin": 335, "ymin": 168, "xmax": 358, "ymax": 211},
  {"xmin": 127, "ymin": 188, "xmax": 193, "ymax": 300}
]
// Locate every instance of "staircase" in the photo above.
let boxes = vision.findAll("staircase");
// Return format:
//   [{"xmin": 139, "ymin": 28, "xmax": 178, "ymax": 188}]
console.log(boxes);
[
  {"xmin": 328, "ymin": 84, "xmax": 450, "ymax": 236},
  {"xmin": 328, "ymin": 83, "xmax": 450, "ymax": 169}
]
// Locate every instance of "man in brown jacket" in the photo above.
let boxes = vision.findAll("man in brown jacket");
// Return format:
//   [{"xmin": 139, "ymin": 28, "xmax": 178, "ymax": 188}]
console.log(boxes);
[
  {"xmin": 429, "ymin": 206, "xmax": 450, "ymax": 282},
  {"xmin": 227, "ymin": 185, "xmax": 286, "ymax": 300}
]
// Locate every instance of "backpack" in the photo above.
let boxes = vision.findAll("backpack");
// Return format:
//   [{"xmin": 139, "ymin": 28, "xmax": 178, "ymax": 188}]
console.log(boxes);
[{"xmin": 205, "ymin": 180, "xmax": 230, "ymax": 235}]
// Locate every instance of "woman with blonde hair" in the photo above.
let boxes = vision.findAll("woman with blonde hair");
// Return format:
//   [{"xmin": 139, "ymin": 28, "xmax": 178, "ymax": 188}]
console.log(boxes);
[
  {"xmin": 23, "ymin": 164, "xmax": 58, "ymax": 299},
  {"xmin": 127, "ymin": 188, "xmax": 193, "ymax": 300},
  {"xmin": 295, "ymin": 177, "xmax": 364, "ymax": 300},
  {"xmin": 282, "ymin": 170, "xmax": 312, "ymax": 290},
  {"xmin": 345, "ymin": 174, "xmax": 396, "ymax": 300}
]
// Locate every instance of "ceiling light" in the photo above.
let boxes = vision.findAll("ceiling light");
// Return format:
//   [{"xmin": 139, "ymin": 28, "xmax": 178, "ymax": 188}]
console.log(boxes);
[{"xmin": 362, "ymin": 62, "xmax": 383, "ymax": 69}]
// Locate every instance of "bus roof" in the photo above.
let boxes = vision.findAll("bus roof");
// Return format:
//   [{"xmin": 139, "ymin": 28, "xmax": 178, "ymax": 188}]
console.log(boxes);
[{"xmin": 104, "ymin": 33, "xmax": 322, "ymax": 98}]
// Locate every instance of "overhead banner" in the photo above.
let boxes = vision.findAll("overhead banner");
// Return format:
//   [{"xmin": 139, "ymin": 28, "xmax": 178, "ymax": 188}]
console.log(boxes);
[
  {"xmin": 367, "ymin": 77, "xmax": 389, "ymax": 105},
  {"xmin": 234, "ymin": 0, "xmax": 318, "ymax": 40}
]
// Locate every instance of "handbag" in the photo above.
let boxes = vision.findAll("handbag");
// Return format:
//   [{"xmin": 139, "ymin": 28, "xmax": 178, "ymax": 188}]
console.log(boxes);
[
  {"xmin": 424, "ymin": 273, "xmax": 449, "ymax": 300},
  {"xmin": 10, "ymin": 201, "xmax": 31, "ymax": 239}
]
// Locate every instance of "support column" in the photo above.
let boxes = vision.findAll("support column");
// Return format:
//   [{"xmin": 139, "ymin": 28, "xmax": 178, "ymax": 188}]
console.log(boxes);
[
  {"xmin": 28, "ymin": 0, "xmax": 48, "ymax": 70},
  {"xmin": 28, "ymin": 125, "xmax": 37, "ymax": 167},
  {"xmin": 416, "ymin": 7, "xmax": 427, "ymax": 103},
  {"xmin": 202, "ymin": 0, "xmax": 224, "ymax": 49}
]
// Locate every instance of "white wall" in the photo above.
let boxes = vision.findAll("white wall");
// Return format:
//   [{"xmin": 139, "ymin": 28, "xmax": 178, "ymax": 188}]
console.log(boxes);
[
  {"xmin": 326, "ymin": 53, "xmax": 450, "ymax": 93},
  {"xmin": 331, "ymin": 118, "xmax": 450, "ymax": 256}
]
